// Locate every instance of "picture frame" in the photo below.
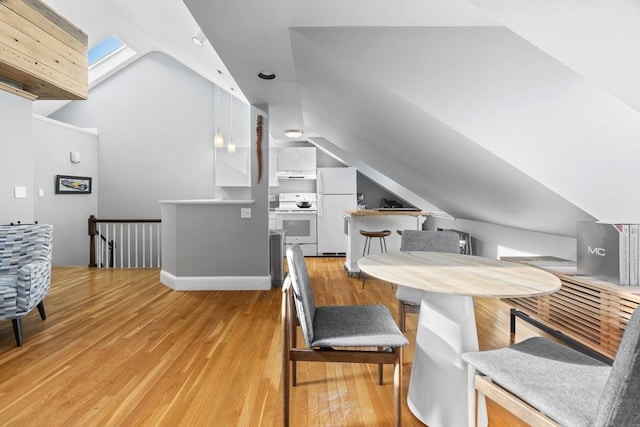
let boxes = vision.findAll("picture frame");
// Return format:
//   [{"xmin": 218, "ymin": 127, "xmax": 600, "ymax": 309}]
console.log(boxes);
[{"xmin": 55, "ymin": 174, "xmax": 92, "ymax": 194}]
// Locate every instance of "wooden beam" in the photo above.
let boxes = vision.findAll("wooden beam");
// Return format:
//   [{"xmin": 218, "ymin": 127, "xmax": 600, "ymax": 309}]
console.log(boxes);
[
  {"xmin": 0, "ymin": 80, "xmax": 36, "ymax": 100},
  {"xmin": 0, "ymin": 0, "xmax": 87, "ymax": 100}
]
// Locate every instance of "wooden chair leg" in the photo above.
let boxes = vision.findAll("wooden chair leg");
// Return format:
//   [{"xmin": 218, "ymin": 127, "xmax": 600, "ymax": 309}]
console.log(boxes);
[
  {"xmin": 37, "ymin": 301, "xmax": 46, "ymax": 320},
  {"xmin": 281, "ymin": 288, "xmax": 291, "ymax": 427},
  {"xmin": 398, "ymin": 301, "xmax": 406, "ymax": 332},
  {"xmin": 283, "ymin": 355, "xmax": 290, "ymax": 427},
  {"xmin": 378, "ymin": 347, "xmax": 384, "ymax": 385},
  {"xmin": 12, "ymin": 318, "xmax": 23, "ymax": 347},
  {"xmin": 394, "ymin": 346, "xmax": 403, "ymax": 427},
  {"xmin": 292, "ymin": 326, "xmax": 297, "ymax": 386}
]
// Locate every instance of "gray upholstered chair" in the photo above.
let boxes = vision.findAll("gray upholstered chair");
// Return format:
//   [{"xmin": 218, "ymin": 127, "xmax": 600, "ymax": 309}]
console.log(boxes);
[
  {"xmin": 396, "ymin": 229, "xmax": 460, "ymax": 331},
  {"xmin": 0, "ymin": 224, "xmax": 53, "ymax": 347},
  {"xmin": 282, "ymin": 244, "xmax": 408, "ymax": 427},
  {"xmin": 462, "ymin": 305, "xmax": 640, "ymax": 427}
]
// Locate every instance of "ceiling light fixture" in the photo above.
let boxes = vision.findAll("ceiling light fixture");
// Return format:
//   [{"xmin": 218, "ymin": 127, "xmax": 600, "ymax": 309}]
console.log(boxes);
[
  {"xmin": 258, "ymin": 71, "xmax": 276, "ymax": 80},
  {"xmin": 192, "ymin": 30, "xmax": 206, "ymax": 47},
  {"xmin": 284, "ymin": 129, "xmax": 303, "ymax": 139}
]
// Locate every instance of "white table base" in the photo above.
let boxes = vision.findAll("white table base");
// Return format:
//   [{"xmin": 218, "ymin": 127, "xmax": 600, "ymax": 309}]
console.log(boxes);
[{"xmin": 407, "ymin": 293, "xmax": 488, "ymax": 427}]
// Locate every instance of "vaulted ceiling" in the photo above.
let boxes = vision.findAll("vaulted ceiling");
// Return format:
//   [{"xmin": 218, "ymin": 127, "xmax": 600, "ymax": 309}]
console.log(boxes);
[{"xmin": 42, "ymin": 0, "xmax": 640, "ymax": 236}]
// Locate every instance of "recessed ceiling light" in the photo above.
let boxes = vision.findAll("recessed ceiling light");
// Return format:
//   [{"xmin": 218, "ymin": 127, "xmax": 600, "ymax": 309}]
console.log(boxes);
[
  {"xmin": 192, "ymin": 30, "xmax": 206, "ymax": 47},
  {"xmin": 258, "ymin": 72, "xmax": 276, "ymax": 80},
  {"xmin": 284, "ymin": 129, "xmax": 303, "ymax": 139}
]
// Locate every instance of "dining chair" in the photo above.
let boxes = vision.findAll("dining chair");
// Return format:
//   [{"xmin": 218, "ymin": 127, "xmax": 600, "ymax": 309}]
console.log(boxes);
[
  {"xmin": 462, "ymin": 305, "xmax": 640, "ymax": 427},
  {"xmin": 396, "ymin": 229, "xmax": 460, "ymax": 331},
  {"xmin": 282, "ymin": 244, "xmax": 408, "ymax": 427},
  {"xmin": 0, "ymin": 224, "xmax": 53, "ymax": 346}
]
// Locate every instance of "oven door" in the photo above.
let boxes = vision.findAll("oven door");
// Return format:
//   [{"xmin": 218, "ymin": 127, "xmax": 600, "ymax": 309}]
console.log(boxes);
[{"xmin": 275, "ymin": 211, "xmax": 317, "ymax": 245}]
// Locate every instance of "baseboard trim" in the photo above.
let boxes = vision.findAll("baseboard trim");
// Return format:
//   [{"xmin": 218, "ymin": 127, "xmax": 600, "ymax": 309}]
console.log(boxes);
[{"xmin": 160, "ymin": 270, "xmax": 271, "ymax": 291}]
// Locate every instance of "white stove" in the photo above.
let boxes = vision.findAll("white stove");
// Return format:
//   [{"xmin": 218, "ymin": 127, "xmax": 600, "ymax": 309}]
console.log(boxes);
[
  {"xmin": 276, "ymin": 193, "xmax": 317, "ymax": 212},
  {"xmin": 275, "ymin": 193, "xmax": 317, "ymax": 256}
]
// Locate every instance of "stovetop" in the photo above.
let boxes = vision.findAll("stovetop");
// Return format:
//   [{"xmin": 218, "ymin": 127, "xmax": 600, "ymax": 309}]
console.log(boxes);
[{"xmin": 276, "ymin": 192, "xmax": 317, "ymax": 212}]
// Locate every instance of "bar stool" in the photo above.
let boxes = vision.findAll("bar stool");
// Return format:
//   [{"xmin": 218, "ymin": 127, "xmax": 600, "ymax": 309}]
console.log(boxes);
[{"xmin": 359, "ymin": 229, "xmax": 391, "ymax": 287}]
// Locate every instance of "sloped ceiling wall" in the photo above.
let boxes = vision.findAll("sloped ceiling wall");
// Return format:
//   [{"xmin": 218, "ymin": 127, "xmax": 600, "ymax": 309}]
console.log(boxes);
[
  {"xmin": 290, "ymin": 25, "xmax": 640, "ymax": 234},
  {"xmin": 291, "ymin": 28, "xmax": 596, "ymax": 236},
  {"xmin": 182, "ymin": 0, "xmax": 639, "ymax": 238},
  {"xmin": 42, "ymin": 1, "xmax": 639, "ymax": 238},
  {"xmin": 470, "ymin": 0, "xmax": 640, "ymax": 112}
]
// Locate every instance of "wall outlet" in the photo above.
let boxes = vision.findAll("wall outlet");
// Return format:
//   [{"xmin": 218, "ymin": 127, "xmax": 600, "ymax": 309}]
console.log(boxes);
[{"xmin": 241, "ymin": 207, "xmax": 252, "ymax": 218}]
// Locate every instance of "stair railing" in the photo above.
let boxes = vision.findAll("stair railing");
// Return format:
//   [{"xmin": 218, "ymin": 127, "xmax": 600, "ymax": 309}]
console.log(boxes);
[{"xmin": 88, "ymin": 215, "xmax": 161, "ymax": 268}]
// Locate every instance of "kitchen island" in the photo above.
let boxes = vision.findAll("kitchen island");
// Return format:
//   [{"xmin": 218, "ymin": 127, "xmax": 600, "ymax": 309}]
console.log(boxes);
[{"xmin": 344, "ymin": 209, "xmax": 430, "ymax": 275}]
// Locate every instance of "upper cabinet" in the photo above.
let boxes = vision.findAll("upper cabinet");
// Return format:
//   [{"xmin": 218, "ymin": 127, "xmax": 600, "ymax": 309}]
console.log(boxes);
[
  {"xmin": 277, "ymin": 147, "xmax": 316, "ymax": 179},
  {"xmin": 0, "ymin": 0, "xmax": 88, "ymax": 100}
]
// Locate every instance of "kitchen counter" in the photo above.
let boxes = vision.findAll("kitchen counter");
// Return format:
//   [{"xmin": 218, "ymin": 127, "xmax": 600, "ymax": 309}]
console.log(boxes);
[
  {"xmin": 346, "ymin": 209, "xmax": 430, "ymax": 217},
  {"xmin": 160, "ymin": 199, "xmax": 254, "ymax": 205},
  {"xmin": 344, "ymin": 210, "xmax": 430, "ymax": 275}
]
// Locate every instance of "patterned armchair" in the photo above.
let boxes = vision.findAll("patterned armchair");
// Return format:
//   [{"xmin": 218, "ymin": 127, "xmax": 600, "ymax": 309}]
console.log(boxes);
[{"xmin": 0, "ymin": 224, "xmax": 53, "ymax": 347}]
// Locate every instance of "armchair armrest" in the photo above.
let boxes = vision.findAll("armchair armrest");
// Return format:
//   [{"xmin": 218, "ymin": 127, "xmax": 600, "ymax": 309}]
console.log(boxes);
[{"xmin": 16, "ymin": 261, "xmax": 51, "ymax": 311}]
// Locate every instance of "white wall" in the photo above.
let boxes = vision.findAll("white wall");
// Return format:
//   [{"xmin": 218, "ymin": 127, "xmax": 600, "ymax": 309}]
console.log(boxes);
[
  {"xmin": 50, "ymin": 52, "xmax": 271, "ymax": 275},
  {"xmin": 0, "ymin": 91, "xmax": 34, "ymax": 224},
  {"xmin": 33, "ymin": 116, "xmax": 99, "ymax": 266},
  {"xmin": 51, "ymin": 51, "xmax": 227, "ymax": 218},
  {"xmin": 0, "ymin": 91, "xmax": 99, "ymax": 266},
  {"xmin": 428, "ymin": 216, "xmax": 577, "ymax": 261}
]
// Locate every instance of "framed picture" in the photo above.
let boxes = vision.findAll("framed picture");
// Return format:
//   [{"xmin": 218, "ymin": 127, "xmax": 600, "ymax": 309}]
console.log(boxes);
[{"xmin": 55, "ymin": 175, "xmax": 92, "ymax": 194}]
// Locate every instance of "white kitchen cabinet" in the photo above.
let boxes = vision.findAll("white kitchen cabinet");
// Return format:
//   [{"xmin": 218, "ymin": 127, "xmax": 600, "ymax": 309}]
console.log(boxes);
[
  {"xmin": 269, "ymin": 147, "xmax": 278, "ymax": 187},
  {"xmin": 277, "ymin": 147, "xmax": 316, "ymax": 172},
  {"xmin": 215, "ymin": 147, "xmax": 250, "ymax": 186}
]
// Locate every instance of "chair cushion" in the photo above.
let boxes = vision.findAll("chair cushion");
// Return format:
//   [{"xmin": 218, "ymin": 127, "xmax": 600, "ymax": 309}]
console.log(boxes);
[
  {"xmin": 395, "ymin": 286, "xmax": 423, "ymax": 306},
  {"xmin": 311, "ymin": 305, "xmax": 409, "ymax": 348},
  {"xmin": 593, "ymin": 306, "xmax": 640, "ymax": 426},
  {"xmin": 462, "ymin": 337, "xmax": 611, "ymax": 427}
]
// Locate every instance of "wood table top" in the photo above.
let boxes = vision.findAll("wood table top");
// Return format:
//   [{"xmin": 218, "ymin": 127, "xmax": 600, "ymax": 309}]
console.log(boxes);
[{"xmin": 358, "ymin": 251, "xmax": 561, "ymax": 298}]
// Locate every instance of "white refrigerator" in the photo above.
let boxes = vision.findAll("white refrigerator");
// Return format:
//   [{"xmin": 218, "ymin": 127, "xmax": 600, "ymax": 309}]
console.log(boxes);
[{"xmin": 317, "ymin": 167, "xmax": 357, "ymax": 254}]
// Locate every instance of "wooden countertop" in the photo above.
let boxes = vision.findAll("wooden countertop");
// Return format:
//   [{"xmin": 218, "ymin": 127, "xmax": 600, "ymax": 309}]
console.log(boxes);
[{"xmin": 346, "ymin": 209, "xmax": 430, "ymax": 217}]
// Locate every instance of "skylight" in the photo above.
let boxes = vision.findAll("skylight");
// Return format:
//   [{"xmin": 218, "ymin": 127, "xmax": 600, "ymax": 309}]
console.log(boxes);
[
  {"xmin": 87, "ymin": 35, "xmax": 137, "ymax": 86},
  {"xmin": 88, "ymin": 35, "xmax": 126, "ymax": 68}
]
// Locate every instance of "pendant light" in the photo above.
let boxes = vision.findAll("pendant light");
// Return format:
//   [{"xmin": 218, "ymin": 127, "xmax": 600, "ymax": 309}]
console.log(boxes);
[
  {"xmin": 227, "ymin": 94, "xmax": 236, "ymax": 154},
  {"xmin": 214, "ymin": 86, "xmax": 224, "ymax": 148}
]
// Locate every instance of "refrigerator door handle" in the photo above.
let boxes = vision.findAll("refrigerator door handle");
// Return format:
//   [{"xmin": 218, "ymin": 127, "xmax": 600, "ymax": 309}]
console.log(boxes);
[{"xmin": 317, "ymin": 194, "xmax": 323, "ymax": 218}]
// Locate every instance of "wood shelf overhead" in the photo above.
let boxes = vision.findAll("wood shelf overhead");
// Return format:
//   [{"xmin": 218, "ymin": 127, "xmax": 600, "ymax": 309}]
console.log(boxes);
[{"xmin": 0, "ymin": 0, "xmax": 88, "ymax": 100}]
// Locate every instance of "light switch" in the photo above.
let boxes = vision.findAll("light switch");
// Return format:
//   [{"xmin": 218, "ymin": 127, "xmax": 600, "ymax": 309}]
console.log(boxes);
[
  {"xmin": 14, "ymin": 186, "xmax": 27, "ymax": 199},
  {"xmin": 241, "ymin": 208, "xmax": 252, "ymax": 218},
  {"xmin": 39, "ymin": 188, "xmax": 45, "ymax": 197}
]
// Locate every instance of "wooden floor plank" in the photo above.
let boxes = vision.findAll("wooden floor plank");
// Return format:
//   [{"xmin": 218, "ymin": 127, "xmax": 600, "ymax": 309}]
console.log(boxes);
[{"xmin": 0, "ymin": 258, "xmax": 548, "ymax": 426}]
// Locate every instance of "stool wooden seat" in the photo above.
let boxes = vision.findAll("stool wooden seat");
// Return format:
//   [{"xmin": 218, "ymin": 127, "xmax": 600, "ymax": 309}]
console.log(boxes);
[{"xmin": 359, "ymin": 230, "xmax": 391, "ymax": 287}]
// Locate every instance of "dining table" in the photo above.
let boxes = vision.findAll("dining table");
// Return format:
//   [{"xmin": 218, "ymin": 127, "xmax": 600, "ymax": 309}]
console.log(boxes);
[{"xmin": 358, "ymin": 250, "xmax": 561, "ymax": 427}]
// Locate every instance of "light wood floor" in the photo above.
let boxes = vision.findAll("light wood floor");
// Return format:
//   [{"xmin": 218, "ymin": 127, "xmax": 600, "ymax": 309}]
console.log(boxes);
[{"xmin": 0, "ymin": 258, "xmax": 549, "ymax": 426}]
